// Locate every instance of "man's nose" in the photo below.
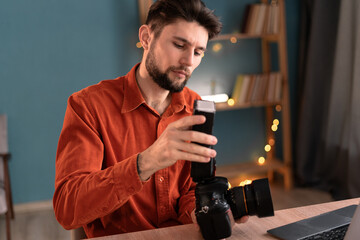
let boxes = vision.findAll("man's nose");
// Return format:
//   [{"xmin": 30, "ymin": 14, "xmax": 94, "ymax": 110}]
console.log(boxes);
[{"xmin": 180, "ymin": 50, "xmax": 194, "ymax": 67}]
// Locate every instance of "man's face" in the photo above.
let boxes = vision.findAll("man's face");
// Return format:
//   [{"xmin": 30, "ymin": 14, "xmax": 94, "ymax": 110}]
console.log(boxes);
[{"xmin": 145, "ymin": 19, "xmax": 208, "ymax": 92}]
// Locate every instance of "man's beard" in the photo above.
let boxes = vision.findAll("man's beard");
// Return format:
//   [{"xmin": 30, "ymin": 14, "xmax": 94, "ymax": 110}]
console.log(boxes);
[{"xmin": 145, "ymin": 44, "xmax": 190, "ymax": 93}]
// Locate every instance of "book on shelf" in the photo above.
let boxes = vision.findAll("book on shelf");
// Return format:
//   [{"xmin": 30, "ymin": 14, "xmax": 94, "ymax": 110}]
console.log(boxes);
[
  {"xmin": 266, "ymin": 72, "xmax": 282, "ymax": 102},
  {"xmin": 267, "ymin": 73, "xmax": 276, "ymax": 102},
  {"xmin": 245, "ymin": 75, "xmax": 256, "ymax": 103},
  {"xmin": 274, "ymin": 72, "xmax": 282, "ymax": 101},
  {"xmin": 237, "ymin": 75, "xmax": 251, "ymax": 104},
  {"xmin": 231, "ymin": 73, "xmax": 282, "ymax": 105},
  {"xmin": 258, "ymin": 74, "xmax": 269, "ymax": 102},
  {"xmin": 231, "ymin": 75, "xmax": 244, "ymax": 103},
  {"xmin": 242, "ymin": 1, "xmax": 279, "ymax": 35},
  {"xmin": 266, "ymin": 1, "xmax": 280, "ymax": 34},
  {"xmin": 250, "ymin": 74, "xmax": 261, "ymax": 102}
]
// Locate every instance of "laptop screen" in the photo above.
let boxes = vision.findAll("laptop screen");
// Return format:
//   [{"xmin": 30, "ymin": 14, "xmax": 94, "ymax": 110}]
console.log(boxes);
[{"xmin": 344, "ymin": 203, "xmax": 360, "ymax": 239}]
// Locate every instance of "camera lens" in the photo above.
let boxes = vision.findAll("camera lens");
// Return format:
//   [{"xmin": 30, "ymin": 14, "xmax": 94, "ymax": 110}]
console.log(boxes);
[{"xmin": 225, "ymin": 178, "xmax": 274, "ymax": 219}]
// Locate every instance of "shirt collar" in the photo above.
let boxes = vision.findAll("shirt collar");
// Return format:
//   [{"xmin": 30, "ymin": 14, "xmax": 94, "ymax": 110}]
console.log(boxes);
[
  {"xmin": 121, "ymin": 63, "xmax": 192, "ymax": 115},
  {"xmin": 121, "ymin": 63, "xmax": 146, "ymax": 113},
  {"xmin": 166, "ymin": 90, "xmax": 192, "ymax": 117}
]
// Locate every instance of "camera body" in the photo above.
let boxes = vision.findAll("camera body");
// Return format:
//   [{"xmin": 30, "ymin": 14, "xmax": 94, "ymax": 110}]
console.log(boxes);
[{"xmin": 191, "ymin": 100, "xmax": 274, "ymax": 240}]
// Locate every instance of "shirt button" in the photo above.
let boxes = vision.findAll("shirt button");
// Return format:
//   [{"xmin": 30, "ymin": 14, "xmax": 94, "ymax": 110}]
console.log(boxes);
[
  {"xmin": 161, "ymin": 207, "xmax": 166, "ymax": 214},
  {"xmin": 159, "ymin": 176, "xmax": 164, "ymax": 182}
]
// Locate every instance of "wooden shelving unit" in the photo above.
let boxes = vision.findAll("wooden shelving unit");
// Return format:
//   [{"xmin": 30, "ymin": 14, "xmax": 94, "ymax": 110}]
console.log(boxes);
[{"xmin": 214, "ymin": 0, "xmax": 293, "ymax": 190}]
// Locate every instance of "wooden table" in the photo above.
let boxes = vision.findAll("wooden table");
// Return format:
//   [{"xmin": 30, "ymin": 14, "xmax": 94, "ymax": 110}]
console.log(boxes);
[{"xmin": 90, "ymin": 198, "xmax": 360, "ymax": 240}]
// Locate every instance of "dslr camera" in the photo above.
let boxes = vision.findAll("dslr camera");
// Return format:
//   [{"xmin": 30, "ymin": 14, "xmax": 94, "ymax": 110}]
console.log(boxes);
[{"xmin": 191, "ymin": 100, "xmax": 274, "ymax": 240}]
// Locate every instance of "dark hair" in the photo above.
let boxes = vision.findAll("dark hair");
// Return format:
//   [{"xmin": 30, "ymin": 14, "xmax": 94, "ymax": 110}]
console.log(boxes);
[{"xmin": 146, "ymin": 0, "xmax": 222, "ymax": 40}]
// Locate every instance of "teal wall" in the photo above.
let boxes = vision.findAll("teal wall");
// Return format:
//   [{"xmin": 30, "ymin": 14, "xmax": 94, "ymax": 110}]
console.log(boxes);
[{"xmin": 0, "ymin": 0, "xmax": 300, "ymax": 204}]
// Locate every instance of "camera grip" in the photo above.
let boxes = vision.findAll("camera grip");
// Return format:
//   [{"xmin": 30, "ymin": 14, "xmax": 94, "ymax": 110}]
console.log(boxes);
[{"xmin": 196, "ymin": 209, "xmax": 232, "ymax": 240}]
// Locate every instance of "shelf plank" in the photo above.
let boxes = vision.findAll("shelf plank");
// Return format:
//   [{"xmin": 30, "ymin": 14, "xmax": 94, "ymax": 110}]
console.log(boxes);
[
  {"xmin": 216, "ymin": 158, "xmax": 286, "ymax": 180},
  {"xmin": 212, "ymin": 33, "xmax": 279, "ymax": 42},
  {"xmin": 215, "ymin": 101, "xmax": 282, "ymax": 111}
]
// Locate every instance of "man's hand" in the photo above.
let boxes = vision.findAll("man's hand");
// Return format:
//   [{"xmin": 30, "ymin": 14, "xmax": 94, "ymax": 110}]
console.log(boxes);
[
  {"xmin": 137, "ymin": 115, "xmax": 217, "ymax": 181},
  {"xmin": 235, "ymin": 215, "xmax": 249, "ymax": 224}
]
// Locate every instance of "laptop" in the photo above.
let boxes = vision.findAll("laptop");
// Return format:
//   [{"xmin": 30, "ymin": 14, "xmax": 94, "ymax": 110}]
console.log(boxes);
[{"xmin": 267, "ymin": 203, "xmax": 360, "ymax": 240}]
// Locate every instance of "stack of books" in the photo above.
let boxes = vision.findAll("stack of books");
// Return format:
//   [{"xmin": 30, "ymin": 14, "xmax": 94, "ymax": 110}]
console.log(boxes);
[
  {"xmin": 231, "ymin": 73, "xmax": 282, "ymax": 105},
  {"xmin": 242, "ymin": 1, "xmax": 279, "ymax": 35}
]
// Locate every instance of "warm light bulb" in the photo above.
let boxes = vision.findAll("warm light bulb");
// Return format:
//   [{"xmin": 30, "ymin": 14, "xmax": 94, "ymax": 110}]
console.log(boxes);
[
  {"xmin": 273, "ymin": 119, "xmax": 279, "ymax": 125},
  {"xmin": 212, "ymin": 43, "xmax": 223, "ymax": 52},
  {"xmin": 228, "ymin": 182, "xmax": 232, "ymax": 189},
  {"xmin": 258, "ymin": 157, "xmax": 266, "ymax": 165},
  {"xmin": 265, "ymin": 144, "xmax": 271, "ymax": 152},
  {"xmin": 230, "ymin": 36, "xmax": 237, "ymax": 44},
  {"xmin": 275, "ymin": 105, "xmax": 282, "ymax": 112},
  {"xmin": 269, "ymin": 138, "xmax": 275, "ymax": 145},
  {"xmin": 227, "ymin": 98, "xmax": 235, "ymax": 106},
  {"xmin": 271, "ymin": 124, "xmax": 278, "ymax": 132},
  {"xmin": 136, "ymin": 42, "xmax": 142, "ymax": 48}
]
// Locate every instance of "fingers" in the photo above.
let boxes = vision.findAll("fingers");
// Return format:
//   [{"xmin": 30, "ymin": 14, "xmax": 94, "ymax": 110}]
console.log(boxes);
[
  {"xmin": 178, "ymin": 130, "xmax": 218, "ymax": 146},
  {"xmin": 191, "ymin": 210, "xmax": 200, "ymax": 231},
  {"xmin": 176, "ymin": 149, "xmax": 213, "ymax": 163},
  {"xmin": 139, "ymin": 115, "xmax": 218, "ymax": 175},
  {"xmin": 169, "ymin": 115, "xmax": 218, "ymax": 146},
  {"xmin": 191, "ymin": 209, "xmax": 197, "ymax": 224},
  {"xmin": 235, "ymin": 215, "xmax": 249, "ymax": 224},
  {"xmin": 175, "ymin": 141, "xmax": 217, "ymax": 161},
  {"xmin": 164, "ymin": 115, "xmax": 218, "ymax": 162}
]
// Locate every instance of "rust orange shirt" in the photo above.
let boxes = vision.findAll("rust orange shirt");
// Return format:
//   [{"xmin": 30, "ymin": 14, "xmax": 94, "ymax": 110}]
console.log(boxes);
[{"xmin": 53, "ymin": 64, "xmax": 200, "ymax": 238}]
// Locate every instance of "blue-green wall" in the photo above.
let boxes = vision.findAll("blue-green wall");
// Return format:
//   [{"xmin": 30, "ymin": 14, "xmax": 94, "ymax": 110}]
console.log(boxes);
[{"xmin": 0, "ymin": 0, "xmax": 300, "ymax": 204}]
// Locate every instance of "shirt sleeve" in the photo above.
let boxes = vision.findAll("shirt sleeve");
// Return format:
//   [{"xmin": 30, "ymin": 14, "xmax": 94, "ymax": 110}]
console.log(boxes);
[{"xmin": 53, "ymin": 93, "xmax": 144, "ymax": 230}]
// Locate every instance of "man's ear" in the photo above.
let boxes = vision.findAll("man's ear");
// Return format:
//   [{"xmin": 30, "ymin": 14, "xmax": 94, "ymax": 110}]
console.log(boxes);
[{"xmin": 139, "ymin": 25, "xmax": 152, "ymax": 50}]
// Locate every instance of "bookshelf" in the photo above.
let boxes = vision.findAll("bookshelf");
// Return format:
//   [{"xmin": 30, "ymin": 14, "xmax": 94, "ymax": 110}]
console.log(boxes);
[{"xmin": 213, "ymin": 0, "xmax": 293, "ymax": 190}]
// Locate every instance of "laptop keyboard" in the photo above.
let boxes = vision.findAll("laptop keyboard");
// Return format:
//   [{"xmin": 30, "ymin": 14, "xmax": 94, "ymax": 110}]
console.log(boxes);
[{"xmin": 303, "ymin": 224, "xmax": 350, "ymax": 240}]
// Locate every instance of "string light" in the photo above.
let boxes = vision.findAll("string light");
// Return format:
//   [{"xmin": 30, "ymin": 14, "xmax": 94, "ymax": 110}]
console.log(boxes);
[
  {"xmin": 264, "ymin": 144, "xmax": 271, "ymax": 152},
  {"xmin": 275, "ymin": 105, "xmax": 282, "ymax": 112},
  {"xmin": 228, "ymin": 182, "xmax": 232, "ymax": 189},
  {"xmin": 230, "ymin": 36, "xmax": 237, "ymax": 44},
  {"xmin": 273, "ymin": 119, "xmax": 279, "ymax": 125},
  {"xmin": 227, "ymin": 98, "xmax": 235, "ymax": 106},
  {"xmin": 269, "ymin": 138, "xmax": 275, "ymax": 146},
  {"xmin": 258, "ymin": 157, "xmax": 266, "ymax": 165},
  {"xmin": 212, "ymin": 43, "xmax": 223, "ymax": 52},
  {"xmin": 271, "ymin": 124, "xmax": 278, "ymax": 131}
]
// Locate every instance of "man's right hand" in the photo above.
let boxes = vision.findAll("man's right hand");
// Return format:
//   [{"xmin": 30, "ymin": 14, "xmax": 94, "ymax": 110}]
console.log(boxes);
[{"xmin": 137, "ymin": 115, "xmax": 217, "ymax": 181}]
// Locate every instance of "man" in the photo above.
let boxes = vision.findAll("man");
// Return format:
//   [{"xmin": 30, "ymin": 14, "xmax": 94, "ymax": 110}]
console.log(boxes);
[{"xmin": 53, "ymin": 0, "xmax": 247, "ymax": 238}]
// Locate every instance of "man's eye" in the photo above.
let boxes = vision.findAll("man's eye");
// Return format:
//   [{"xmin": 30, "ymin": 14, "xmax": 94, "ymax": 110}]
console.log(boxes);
[
  {"xmin": 174, "ymin": 43, "xmax": 184, "ymax": 48},
  {"xmin": 195, "ymin": 50, "xmax": 205, "ymax": 57}
]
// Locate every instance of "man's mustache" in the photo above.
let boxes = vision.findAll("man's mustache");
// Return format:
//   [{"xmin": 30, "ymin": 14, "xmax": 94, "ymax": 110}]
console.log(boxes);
[{"xmin": 169, "ymin": 66, "xmax": 191, "ymax": 76}]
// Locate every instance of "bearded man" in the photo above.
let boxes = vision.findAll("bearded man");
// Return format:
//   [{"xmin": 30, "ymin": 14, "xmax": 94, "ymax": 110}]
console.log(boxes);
[{"xmin": 53, "ymin": 0, "xmax": 247, "ymax": 238}]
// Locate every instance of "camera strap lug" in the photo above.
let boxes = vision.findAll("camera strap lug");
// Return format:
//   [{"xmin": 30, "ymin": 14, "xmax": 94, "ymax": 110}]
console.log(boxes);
[{"xmin": 199, "ymin": 206, "xmax": 209, "ymax": 214}]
